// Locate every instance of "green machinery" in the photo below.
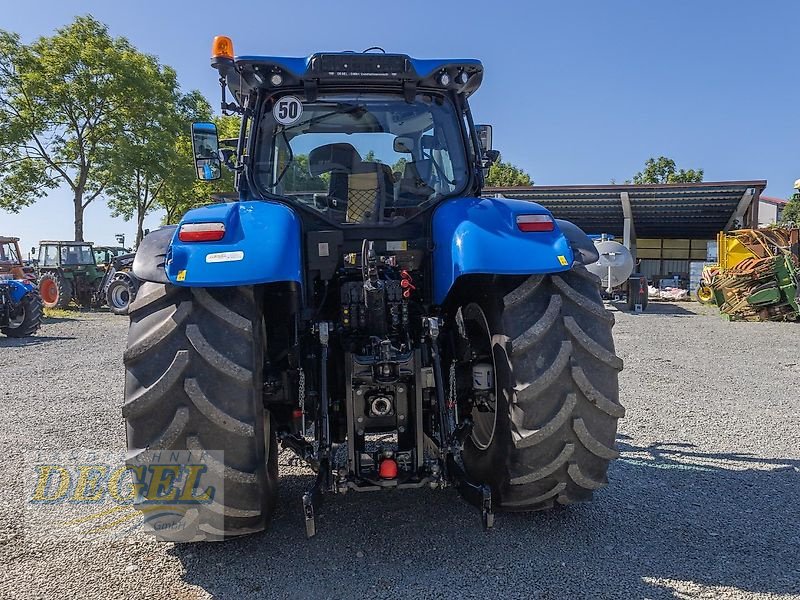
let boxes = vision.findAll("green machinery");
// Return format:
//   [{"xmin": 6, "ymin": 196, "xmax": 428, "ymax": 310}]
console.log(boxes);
[
  {"xmin": 702, "ymin": 228, "xmax": 799, "ymax": 321},
  {"xmin": 36, "ymin": 241, "xmax": 105, "ymax": 309}
]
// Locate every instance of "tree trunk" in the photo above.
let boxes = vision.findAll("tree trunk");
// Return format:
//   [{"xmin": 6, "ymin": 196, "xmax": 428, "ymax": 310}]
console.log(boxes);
[
  {"xmin": 74, "ymin": 194, "xmax": 84, "ymax": 241},
  {"xmin": 136, "ymin": 212, "xmax": 146, "ymax": 248}
]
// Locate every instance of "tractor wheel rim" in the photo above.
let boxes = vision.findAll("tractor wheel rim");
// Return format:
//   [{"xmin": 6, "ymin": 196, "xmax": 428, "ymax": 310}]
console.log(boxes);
[
  {"xmin": 110, "ymin": 284, "xmax": 129, "ymax": 308},
  {"xmin": 40, "ymin": 279, "xmax": 57, "ymax": 304},
  {"xmin": 698, "ymin": 286, "xmax": 713, "ymax": 302},
  {"xmin": 461, "ymin": 303, "xmax": 498, "ymax": 451},
  {"xmin": 8, "ymin": 306, "xmax": 25, "ymax": 328}
]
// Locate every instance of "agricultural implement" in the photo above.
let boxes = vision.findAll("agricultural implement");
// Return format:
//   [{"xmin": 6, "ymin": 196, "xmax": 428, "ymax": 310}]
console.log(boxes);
[
  {"xmin": 36, "ymin": 241, "xmax": 105, "ymax": 309},
  {"xmin": 123, "ymin": 39, "xmax": 625, "ymax": 541},
  {"xmin": 98, "ymin": 252, "xmax": 140, "ymax": 315},
  {"xmin": 700, "ymin": 228, "xmax": 799, "ymax": 321},
  {"xmin": 586, "ymin": 236, "xmax": 648, "ymax": 312}
]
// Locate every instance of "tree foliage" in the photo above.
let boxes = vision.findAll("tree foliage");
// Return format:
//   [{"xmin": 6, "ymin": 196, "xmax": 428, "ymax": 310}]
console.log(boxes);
[
  {"xmin": 105, "ymin": 78, "xmax": 209, "ymax": 246},
  {"xmin": 0, "ymin": 16, "xmax": 184, "ymax": 240},
  {"xmin": 632, "ymin": 156, "xmax": 704, "ymax": 184},
  {"xmin": 485, "ymin": 161, "xmax": 533, "ymax": 187},
  {"xmin": 779, "ymin": 190, "xmax": 800, "ymax": 225}
]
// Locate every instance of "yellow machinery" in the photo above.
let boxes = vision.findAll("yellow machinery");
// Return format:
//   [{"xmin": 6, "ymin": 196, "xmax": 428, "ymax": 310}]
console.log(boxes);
[
  {"xmin": 698, "ymin": 227, "xmax": 799, "ymax": 321},
  {"xmin": 696, "ymin": 231, "xmax": 756, "ymax": 304}
]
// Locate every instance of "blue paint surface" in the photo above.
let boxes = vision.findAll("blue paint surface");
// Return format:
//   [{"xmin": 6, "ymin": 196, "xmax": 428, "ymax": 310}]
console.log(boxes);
[
  {"xmin": 1, "ymin": 279, "xmax": 36, "ymax": 303},
  {"xmin": 432, "ymin": 197, "xmax": 574, "ymax": 304},
  {"xmin": 165, "ymin": 201, "xmax": 302, "ymax": 287}
]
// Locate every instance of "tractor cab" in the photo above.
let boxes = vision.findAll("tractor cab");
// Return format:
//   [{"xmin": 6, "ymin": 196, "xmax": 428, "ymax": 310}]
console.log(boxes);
[
  {"xmin": 191, "ymin": 42, "xmax": 497, "ymax": 228},
  {"xmin": 0, "ymin": 236, "xmax": 27, "ymax": 280},
  {"xmin": 94, "ymin": 246, "xmax": 130, "ymax": 267}
]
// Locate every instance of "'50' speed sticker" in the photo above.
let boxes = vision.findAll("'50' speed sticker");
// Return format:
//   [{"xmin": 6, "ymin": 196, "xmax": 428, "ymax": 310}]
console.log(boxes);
[{"xmin": 273, "ymin": 96, "xmax": 303, "ymax": 125}]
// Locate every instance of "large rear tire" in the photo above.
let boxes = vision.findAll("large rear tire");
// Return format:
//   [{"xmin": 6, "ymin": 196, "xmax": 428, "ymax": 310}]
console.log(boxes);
[
  {"xmin": 38, "ymin": 273, "xmax": 72, "ymax": 309},
  {"xmin": 461, "ymin": 265, "xmax": 624, "ymax": 510},
  {"xmin": 123, "ymin": 282, "xmax": 278, "ymax": 541},
  {"xmin": 1, "ymin": 291, "xmax": 43, "ymax": 337}
]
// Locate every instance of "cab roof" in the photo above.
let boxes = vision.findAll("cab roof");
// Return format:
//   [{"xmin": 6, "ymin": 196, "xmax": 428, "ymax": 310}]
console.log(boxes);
[
  {"xmin": 39, "ymin": 240, "xmax": 94, "ymax": 245},
  {"xmin": 214, "ymin": 51, "xmax": 484, "ymax": 105}
]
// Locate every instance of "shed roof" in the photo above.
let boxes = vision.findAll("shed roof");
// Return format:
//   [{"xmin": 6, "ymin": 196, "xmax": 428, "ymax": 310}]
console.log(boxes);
[{"xmin": 484, "ymin": 181, "xmax": 767, "ymax": 239}]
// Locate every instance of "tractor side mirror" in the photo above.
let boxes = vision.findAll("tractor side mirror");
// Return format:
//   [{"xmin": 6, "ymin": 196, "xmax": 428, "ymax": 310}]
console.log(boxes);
[
  {"xmin": 476, "ymin": 124, "xmax": 500, "ymax": 178},
  {"xmin": 191, "ymin": 122, "xmax": 222, "ymax": 181},
  {"xmin": 476, "ymin": 124, "xmax": 493, "ymax": 151}
]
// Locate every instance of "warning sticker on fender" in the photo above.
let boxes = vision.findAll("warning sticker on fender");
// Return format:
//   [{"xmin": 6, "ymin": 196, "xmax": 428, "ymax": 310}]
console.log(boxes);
[{"xmin": 206, "ymin": 251, "xmax": 244, "ymax": 263}]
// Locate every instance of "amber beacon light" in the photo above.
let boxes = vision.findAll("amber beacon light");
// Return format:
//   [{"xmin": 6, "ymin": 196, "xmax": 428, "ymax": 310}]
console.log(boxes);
[{"xmin": 211, "ymin": 35, "xmax": 234, "ymax": 60}]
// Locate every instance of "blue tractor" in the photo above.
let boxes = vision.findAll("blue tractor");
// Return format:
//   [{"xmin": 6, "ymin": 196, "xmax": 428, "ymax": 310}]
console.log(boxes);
[
  {"xmin": 0, "ymin": 279, "xmax": 43, "ymax": 338},
  {"xmin": 1, "ymin": 236, "xmax": 42, "ymax": 338},
  {"xmin": 124, "ymin": 38, "xmax": 624, "ymax": 540}
]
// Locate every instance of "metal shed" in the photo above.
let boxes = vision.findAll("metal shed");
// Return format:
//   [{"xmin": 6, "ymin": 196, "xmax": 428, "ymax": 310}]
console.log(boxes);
[{"xmin": 484, "ymin": 180, "xmax": 767, "ymax": 283}]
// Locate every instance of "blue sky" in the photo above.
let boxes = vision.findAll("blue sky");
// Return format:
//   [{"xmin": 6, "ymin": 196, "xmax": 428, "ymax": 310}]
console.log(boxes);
[{"xmin": 3, "ymin": 0, "xmax": 799, "ymax": 254}]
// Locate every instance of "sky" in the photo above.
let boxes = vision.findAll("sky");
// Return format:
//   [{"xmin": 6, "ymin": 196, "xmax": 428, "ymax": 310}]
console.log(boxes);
[{"xmin": 2, "ymin": 0, "xmax": 799, "ymax": 255}]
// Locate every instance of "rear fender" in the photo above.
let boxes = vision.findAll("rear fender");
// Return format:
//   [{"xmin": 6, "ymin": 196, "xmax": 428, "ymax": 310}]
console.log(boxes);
[
  {"xmin": 133, "ymin": 201, "xmax": 302, "ymax": 288},
  {"xmin": 4, "ymin": 280, "xmax": 36, "ymax": 304},
  {"xmin": 432, "ymin": 197, "xmax": 576, "ymax": 304}
]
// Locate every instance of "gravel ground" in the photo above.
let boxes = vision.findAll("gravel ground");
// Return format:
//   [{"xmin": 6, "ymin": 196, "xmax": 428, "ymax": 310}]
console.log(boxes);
[{"xmin": 1, "ymin": 303, "xmax": 798, "ymax": 599}]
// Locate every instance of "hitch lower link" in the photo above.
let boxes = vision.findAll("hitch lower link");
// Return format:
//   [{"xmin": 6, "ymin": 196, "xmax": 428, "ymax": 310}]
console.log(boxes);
[{"xmin": 425, "ymin": 317, "xmax": 495, "ymax": 531}]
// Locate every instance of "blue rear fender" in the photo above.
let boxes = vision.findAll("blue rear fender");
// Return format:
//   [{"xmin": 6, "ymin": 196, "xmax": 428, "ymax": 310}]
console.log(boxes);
[
  {"xmin": 3, "ymin": 279, "xmax": 36, "ymax": 304},
  {"xmin": 165, "ymin": 200, "xmax": 302, "ymax": 287},
  {"xmin": 432, "ymin": 197, "xmax": 574, "ymax": 304}
]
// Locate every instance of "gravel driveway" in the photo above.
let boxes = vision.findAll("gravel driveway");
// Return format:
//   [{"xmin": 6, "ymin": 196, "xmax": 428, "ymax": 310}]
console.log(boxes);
[{"xmin": 1, "ymin": 303, "xmax": 798, "ymax": 599}]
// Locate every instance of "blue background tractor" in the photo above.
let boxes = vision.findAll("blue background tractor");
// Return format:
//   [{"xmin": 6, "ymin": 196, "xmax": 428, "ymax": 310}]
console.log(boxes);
[
  {"xmin": 0, "ymin": 278, "xmax": 42, "ymax": 338},
  {"xmin": 124, "ymin": 39, "xmax": 624, "ymax": 540}
]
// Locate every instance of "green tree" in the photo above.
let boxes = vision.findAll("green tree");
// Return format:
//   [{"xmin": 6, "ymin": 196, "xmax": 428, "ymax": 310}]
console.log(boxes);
[
  {"xmin": 0, "ymin": 16, "xmax": 176, "ymax": 240},
  {"xmin": 485, "ymin": 161, "xmax": 533, "ymax": 187},
  {"xmin": 779, "ymin": 190, "xmax": 800, "ymax": 225},
  {"xmin": 391, "ymin": 157, "xmax": 408, "ymax": 175},
  {"xmin": 105, "ymin": 88, "xmax": 210, "ymax": 246},
  {"xmin": 632, "ymin": 156, "xmax": 704, "ymax": 184}
]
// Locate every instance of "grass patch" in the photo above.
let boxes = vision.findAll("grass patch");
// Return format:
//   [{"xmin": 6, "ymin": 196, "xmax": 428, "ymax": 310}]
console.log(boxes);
[{"xmin": 43, "ymin": 307, "xmax": 79, "ymax": 319}]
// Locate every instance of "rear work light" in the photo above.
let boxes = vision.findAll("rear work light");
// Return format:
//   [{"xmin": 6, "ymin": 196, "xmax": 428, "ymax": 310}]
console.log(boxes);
[
  {"xmin": 516, "ymin": 214, "xmax": 555, "ymax": 232},
  {"xmin": 179, "ymin": 222, "xmax": 226, "ymax": 242}
]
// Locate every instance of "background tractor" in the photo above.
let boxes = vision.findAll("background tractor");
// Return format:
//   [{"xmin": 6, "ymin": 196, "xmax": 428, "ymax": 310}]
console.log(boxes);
[
  {"xmin": 0, "ymin": 276, "xmax": 42, "ymax": 338},
  {"xmin": 94, "ymin": 245, "xmax": 130, "ymax": 266},
  {"xmin": 0, "ymin": 236, "xmax": 37, "ymax": 284},
  {"xmin": 1, "ymin": 236, "xmax": 42, "ymax": 337},
  {"xmin": 36, "ymin": 241, "xmax": 104, "ymax": 309},
  {"xmin": 123, "ymin": 40, "xmax": 624, "ymax": 541}
]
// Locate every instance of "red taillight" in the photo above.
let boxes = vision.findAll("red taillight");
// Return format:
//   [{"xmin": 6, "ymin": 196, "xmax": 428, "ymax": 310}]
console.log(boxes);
[
  {"xmin": 178, "ymin": 222, "xmax": 226, "ymax": 242},
  {"xmin": 516, "ymin": 214, "xmax": 555, "ymax": 232}
]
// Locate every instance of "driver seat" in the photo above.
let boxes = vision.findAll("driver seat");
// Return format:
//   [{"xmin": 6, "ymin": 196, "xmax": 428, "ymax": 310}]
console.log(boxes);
[
  {"xmin": 346, "ymin": 162, "xmax": 393, "ymax": 223},
  {"xmin": 308, "ymin": 143, "xmax": 392, "ymax": 223}
]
